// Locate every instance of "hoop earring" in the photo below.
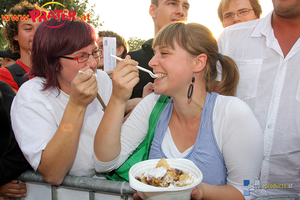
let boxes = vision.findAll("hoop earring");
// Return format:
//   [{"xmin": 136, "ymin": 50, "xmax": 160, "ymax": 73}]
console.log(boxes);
[{"xmin": 187, "ymin": 74, "xmax": 195, "ymax": 99}]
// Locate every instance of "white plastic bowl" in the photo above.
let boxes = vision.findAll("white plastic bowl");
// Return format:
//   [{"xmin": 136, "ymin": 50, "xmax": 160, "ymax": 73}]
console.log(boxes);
[{"xmin": 129, "ymin": 158, "xmax": 203, "ymax": 200}]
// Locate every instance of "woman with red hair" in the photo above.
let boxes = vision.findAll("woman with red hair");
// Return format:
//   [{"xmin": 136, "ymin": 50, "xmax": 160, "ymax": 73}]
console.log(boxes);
[{"xmin": 11, "ymin": 18, "xmax": 139, "ymax": 185}]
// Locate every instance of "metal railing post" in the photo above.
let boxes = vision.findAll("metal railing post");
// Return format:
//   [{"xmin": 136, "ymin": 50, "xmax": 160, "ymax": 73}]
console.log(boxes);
[
  {"xmin": 51, "ymin": 185, "xmax": 58, "ymax": 200},
  {"xmin": 89, "ymin": 191, "xmax": 95, "ymax": 200}
]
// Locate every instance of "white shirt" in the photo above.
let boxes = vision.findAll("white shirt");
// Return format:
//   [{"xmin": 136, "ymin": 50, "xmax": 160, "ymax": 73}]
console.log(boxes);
[
  {"xmin": 95, "ymin": 93, "xmax": 263, "ymax": 198},
  {"xmin": 11, "ymin": 70, "xmax": 112, "ymax": 177},
  {"xmin": 218, "ymin": 12, "xmax": 300, "ymax": 196},
  {"xmin": 162, "ymin": 127, "xmax": 193, "ymax": 158}
]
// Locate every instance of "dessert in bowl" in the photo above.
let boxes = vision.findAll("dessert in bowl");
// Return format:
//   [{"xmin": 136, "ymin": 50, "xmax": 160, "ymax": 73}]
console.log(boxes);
[{"xmin": 129, "ymin": 158, "xmax": 203, "ymax": 200}]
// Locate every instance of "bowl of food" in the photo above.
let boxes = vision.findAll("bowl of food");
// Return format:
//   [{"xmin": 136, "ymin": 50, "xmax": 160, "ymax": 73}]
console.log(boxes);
[{"xmin": 129, "ymin": 158, "xmax": 203, "ymax": 200}]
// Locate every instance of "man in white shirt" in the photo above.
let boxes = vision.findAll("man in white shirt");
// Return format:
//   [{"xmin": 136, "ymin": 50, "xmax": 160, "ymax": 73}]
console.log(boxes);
[{"xmin": 217, "ymin": 0, "xmax": 300, "ymax": 198}]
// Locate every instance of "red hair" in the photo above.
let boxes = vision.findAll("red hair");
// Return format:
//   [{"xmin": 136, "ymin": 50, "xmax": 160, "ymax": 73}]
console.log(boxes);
[{"xmin": 30, "ymin": 18, "xmax": 96, "ymax": 91}]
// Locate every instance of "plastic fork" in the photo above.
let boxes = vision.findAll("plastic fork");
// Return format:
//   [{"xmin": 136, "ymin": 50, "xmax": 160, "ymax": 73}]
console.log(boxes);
[{"xmin": 110, "ymin": 54, "xmax": 161, "ymax": 78}]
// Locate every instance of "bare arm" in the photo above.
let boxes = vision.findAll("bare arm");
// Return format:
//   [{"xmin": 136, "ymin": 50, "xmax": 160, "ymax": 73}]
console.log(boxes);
[
  {"xmin": 37, "ymin": 68, "xmax": 98, "ymax": 185},
  {"xmin": 191, "ymin": 183, "xmax": 245, "ymax": 200},
  {"xmin": 94, "ymin": 56, "xmax": 139, "ymax": 162}
]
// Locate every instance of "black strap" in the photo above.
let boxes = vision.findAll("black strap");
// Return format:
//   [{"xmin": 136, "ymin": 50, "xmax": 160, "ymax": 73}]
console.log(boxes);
[{"xmin": 5, "ymin": 63, "xmax": 29, "ymax": 88}]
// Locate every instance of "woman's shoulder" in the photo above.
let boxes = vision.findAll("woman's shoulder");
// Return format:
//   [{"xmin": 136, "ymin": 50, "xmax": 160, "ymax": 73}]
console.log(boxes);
[
  {"xmin": 12, "ymin": 77, "xmax": 56, "ymax": 109},
  {"xmin": 124, "ymin": 93, "xmax": 161, "ymax": 129},
  {"xmin": 213, "ymin": 94, "xmax": 262, "ymax": 149},
  {"xmin": 19, "ymin": 76, "xmax": 45, "ymax": 90},
  {"xmin": 216, "ymin": 95, "xmax": 251, "ymax": 111},
  {"xmin": 129, "ymin": 93, "xmax": 161, "ymax": 117},
  {"xmin": 214, "ymin": 94, "xmax": 256, "ymax": 123}
]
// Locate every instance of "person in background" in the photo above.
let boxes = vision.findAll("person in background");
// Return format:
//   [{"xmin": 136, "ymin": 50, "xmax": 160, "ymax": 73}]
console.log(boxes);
[
  {"xmin": 217, "ymin": 0, "xmax": 300, "ymax": 196},
  {"xmin": 0, "ymin": 80, "xmax": 31, "ymax": 199},
  {"xmin": 96, "ymin": 30, "xmax": 128, "ymax": 70},
  {"xmin": 0, "ymin": 1, "xmax": 44, "ymax": 91},
  {"xmin": 11, "ymin": 18, "xmax": 139, "ymax": 185},
  {"xmin": 94, "ymin": 22, "xmax": 263, "ymax": 199},
  {"xmin": 127, "ymin": 0, "xmax": 190, "ymax": 98},
  {"xmin": 218, "ymin": 0, "xmax": 262, "ymax": 28},
  {"xmin": 0, "ymin": 48, "xmax": 20, "ymax": 68}
]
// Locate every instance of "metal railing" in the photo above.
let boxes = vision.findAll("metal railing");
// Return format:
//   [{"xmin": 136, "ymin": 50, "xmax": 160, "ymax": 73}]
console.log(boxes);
[
  {"xmin": 18, "ymin": 171, "xmax": 300, "ymax": 200},
  {"xmin": 18, "ymin": 170, "xmax": 135, "ymax": 200}
]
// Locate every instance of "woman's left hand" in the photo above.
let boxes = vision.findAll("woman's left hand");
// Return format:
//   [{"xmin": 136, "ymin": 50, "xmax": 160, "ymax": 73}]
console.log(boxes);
[{"xmin": 190, "ymin": 184, "xmax": 204, "ymax": 200}]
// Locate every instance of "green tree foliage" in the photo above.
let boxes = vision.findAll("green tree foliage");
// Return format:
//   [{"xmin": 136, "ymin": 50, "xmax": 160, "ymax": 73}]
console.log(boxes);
[
  {"xmin": 0, "ymin": 0, "xmax": 20, "ymax": 27},
  {"xmin": 127, "ymin": 37, "xmax": 146, "ymax": 52},
  {"xmin": 0, "ymin": 30, "xmax": 6, "ymax": 49}
]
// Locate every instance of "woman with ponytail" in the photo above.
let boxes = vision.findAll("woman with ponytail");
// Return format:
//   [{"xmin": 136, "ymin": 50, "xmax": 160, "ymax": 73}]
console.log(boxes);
[{"xmin": 94, "ymin": 22, "xmax": 263, "ymax": 199}]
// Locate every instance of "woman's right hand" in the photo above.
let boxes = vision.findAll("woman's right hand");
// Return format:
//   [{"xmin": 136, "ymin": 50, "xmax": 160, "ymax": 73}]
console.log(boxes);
[
  {"xmin": 111, "ymin": 55, "xmax": 139, "ymax": 103},
  {"xmin": 69, "ymin": 67, "xmax": 98, "ymax": 108}
]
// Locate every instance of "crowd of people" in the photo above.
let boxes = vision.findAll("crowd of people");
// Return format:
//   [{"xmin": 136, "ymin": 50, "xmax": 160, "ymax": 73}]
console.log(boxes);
[{"xmin": 1, "ymin": 0, "xmax": 299, "ymax": 199}]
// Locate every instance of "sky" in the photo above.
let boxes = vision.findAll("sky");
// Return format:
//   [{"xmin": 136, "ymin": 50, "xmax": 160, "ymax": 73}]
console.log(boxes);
[{"xmin": 88, "ymin": 0, "xmax": 274, "ymax": 41}]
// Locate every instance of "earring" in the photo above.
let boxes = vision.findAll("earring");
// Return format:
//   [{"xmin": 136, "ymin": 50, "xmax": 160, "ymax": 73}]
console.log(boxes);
[{"xmin": 187, "ymin": 74, "xmax": 195, "ymax": 99}]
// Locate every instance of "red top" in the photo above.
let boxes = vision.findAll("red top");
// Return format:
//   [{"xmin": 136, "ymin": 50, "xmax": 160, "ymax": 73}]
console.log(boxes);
[{"xmin": 0, "ymin": 60, "xmax": 31, "ymax": 91}]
